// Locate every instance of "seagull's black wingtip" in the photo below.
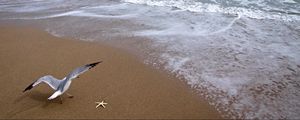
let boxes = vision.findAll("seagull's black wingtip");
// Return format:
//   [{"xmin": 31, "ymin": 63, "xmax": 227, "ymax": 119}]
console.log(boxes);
[
  {"xmin": 23, "ymin": 82, "xmax": 34, "ymax": 92},
  {"xmin": 88, "ymin": 61, "xmax": 102, "ymax": 68}
]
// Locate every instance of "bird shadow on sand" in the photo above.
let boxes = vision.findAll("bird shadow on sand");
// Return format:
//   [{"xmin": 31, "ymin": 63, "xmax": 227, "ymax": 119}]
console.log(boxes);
[{"xmin": 7, "ymin": 91, "xmax": 60, "ymax": 118}]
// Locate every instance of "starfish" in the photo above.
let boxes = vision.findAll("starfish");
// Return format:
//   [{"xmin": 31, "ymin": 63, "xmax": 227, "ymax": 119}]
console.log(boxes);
[{"xmin": 95, "ymin": 100, "xmax": 108, "ymax": 108}]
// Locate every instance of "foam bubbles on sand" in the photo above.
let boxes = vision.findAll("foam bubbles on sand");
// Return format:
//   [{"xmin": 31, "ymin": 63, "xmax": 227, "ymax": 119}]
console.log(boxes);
[{"xmin": 119, "ymin": 2, "xmax": 300, "ymax": 118}]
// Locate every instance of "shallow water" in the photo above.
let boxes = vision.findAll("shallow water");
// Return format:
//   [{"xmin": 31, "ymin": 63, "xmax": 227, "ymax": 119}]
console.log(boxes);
[{"xmin": 1, "ymin": 0, "xmax": 300, "ymax": 119}]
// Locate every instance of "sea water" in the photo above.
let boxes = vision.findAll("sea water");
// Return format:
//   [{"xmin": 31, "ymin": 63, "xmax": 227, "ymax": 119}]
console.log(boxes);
[{"xmin": 0, "ymin": 0, "xmax": 299, "ymax": 119}]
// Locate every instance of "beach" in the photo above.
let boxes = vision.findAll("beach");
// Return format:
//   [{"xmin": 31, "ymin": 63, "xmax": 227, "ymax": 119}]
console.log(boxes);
[
  {"xmin": 0, "ymin": 26, "xmax": 221, "ymax": 119},
  {"xmin": 1, "ymin": 0, "xmax": 300, "ymax": 119}
]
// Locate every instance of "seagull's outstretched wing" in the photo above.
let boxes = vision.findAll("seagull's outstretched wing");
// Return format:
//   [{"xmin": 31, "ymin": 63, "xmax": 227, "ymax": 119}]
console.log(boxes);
[
  {"xmin": 23, "ymin": 75, "xmax": 62, "ymax": 92},
  {"xmin": 66, "ymin": 61, "xmax": 102, "ymax": 80}
]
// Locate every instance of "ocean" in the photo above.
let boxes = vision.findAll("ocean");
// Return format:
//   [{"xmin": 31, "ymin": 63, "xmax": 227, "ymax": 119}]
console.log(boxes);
[{"xmin": 0, "ymin": 0, "xmax": 299, "ymax": 119}]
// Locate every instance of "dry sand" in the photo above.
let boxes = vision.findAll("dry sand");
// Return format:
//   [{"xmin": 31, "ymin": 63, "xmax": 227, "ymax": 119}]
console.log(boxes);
[{"xmin": 0, "ymin": 26, "xmax": 221, "ymax": 119}]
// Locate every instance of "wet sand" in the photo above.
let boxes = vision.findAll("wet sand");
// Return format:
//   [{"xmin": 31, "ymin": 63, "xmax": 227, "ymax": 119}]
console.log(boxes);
[{"xmin": 0, "ymin": 26, "xmax": 221, "ymax": 119}]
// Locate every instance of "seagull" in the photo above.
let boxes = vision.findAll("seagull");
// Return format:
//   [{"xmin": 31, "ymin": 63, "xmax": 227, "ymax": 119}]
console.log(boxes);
[
  {"xmin": 23, "ymin": 61, "xmax": 102, "ymax": 103},
  {"xmin": 95, "ymin": 100, "xmax": 108, "ymax": 108}
]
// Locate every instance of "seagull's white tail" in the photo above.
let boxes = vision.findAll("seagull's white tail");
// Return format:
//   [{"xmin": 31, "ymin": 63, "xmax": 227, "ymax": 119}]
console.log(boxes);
[{"xmin": 48, "ymin": 91, "xmax": 62, "ymax": 100}]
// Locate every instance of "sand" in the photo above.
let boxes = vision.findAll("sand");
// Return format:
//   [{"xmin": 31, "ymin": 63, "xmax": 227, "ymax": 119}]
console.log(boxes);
[{"xmin": 0, "ymin": 26, "xmax": 221, "ymax": 119}]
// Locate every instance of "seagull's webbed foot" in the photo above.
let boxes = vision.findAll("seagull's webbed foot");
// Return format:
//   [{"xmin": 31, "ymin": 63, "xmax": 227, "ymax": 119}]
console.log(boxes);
[
  {"xmin": 66, "ymin": 93, "xmax": 74, "ymax": 98},
  {"xmin": 59, "ymin": 96, "xmax": 63, "ymax": 104}
]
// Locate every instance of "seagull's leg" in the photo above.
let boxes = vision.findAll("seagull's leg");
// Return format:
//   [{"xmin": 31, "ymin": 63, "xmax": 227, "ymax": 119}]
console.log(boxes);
[
  {"xmin": 66, "ymin": 93, "xmax": 74, "ymax": 98},
  {"xmin": 59, "ymin": 96, "xmax": 63, "ymax": 104}
]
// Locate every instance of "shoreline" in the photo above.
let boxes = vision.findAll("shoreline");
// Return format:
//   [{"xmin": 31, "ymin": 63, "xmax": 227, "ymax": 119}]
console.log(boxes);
[{"xmin": 0, "ymin": 26, "xmax": 221, "ymax": 119}]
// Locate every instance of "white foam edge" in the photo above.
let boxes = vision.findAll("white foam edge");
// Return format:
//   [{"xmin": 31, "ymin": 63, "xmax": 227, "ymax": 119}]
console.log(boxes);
[{"xmin": 4, "ymin": 10, "xmax": 136, "ymax": 20}]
